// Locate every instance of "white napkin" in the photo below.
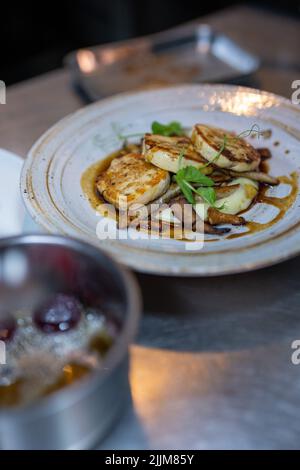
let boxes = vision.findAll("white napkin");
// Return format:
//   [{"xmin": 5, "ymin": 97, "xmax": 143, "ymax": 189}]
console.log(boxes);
[{"xmin": 0, "ymin": 149, "xmax": 41, "ymax": 236}]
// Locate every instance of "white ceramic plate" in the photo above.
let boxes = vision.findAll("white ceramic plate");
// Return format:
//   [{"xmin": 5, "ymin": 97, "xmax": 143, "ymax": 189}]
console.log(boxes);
[{"xmin": 21, "ymin": 84, "xmax": 300, "ymax": 276}]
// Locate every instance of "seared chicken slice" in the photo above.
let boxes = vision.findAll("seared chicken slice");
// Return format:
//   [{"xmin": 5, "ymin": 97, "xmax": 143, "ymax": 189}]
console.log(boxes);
[
  {"xmin": 96, "ymin": 152, "xmax": 170, "ymax": 210},
  {"xmin": 142, "ymin": 134, "xmax": 213, "ymax": 174},
  {"xmin": 191, "ymin": 124, "xmax": 261, "ymax": 172}
]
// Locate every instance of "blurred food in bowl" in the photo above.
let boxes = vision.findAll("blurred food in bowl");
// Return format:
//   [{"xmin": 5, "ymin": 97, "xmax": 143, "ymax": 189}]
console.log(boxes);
[{"xmin": 0, "ymin": 235, "xmax": 140, "ymax": 449}]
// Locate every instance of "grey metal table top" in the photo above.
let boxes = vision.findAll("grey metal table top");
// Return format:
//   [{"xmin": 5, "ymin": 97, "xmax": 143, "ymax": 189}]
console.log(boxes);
[
  {"xmin": 1, "ymin": 5, "xmax": 300, "ymax": 450},
  {"xmin": 101, "ymin": 262, "xmax": 300, "ymax": 449}
]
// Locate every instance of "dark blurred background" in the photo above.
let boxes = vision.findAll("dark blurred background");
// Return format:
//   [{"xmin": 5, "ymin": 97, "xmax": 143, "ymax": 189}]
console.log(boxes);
[{"xmin": 1, "ymin": 0, "xmax": 300, "ymax": 85}]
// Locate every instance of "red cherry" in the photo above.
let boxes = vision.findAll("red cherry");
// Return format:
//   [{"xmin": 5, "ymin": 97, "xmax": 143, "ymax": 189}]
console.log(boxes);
[
  {"xmin": 0, "ymin": 314, "xmax": 17, "ymax": 342},
  {"xmin": 33, "ymin": 294, "xmax": 82, "ymax": 333}
]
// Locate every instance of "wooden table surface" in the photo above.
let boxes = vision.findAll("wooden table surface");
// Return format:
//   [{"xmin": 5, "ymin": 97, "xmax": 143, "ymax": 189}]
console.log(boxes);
[{"xmin": 1, "ymin": 5, "xmax": 300, "ymax": 450}]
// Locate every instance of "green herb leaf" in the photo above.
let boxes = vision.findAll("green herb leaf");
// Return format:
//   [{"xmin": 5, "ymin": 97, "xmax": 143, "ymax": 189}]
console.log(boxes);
[
  {"xmin": 175, "ymin": 174, "xmax": 195, "ymax": 204},
  {"xmin": 151, "ymin": 121, "xmax": 184, "ymax": 137},
  {"xmin": 196, "ymin": 187, "xmax": 216, "ymax": 206},
  {"xmin": 181, "ymin": 181, "xmax": 195, "ymax": 204},
  {"xmin": 176, "ymin": 165, "xmax": 214, "ymax": 187},
  {"xmin": 181, "ymin": 166, "xmax": 214, "ymax": 186},
  {"xmin": 175, "ymin": 149, "xmax": 215, "ymax": 204}
]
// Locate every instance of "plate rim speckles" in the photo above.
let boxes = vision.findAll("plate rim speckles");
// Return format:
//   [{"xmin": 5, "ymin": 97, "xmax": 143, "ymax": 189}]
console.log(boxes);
[{"xmin": 21, "ymin": 84, "xmax": 300, "ymax": 276}]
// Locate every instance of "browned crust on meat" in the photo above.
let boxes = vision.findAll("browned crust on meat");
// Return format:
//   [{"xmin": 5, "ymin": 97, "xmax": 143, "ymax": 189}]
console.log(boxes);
[
  {"xmin": 193, "ymin": 124, "xmax": 261, "ymax": 165},
  {"xmin": 144, "ymin": 133, "xmax": 207, "ymax": 164},
  {"xmin": 96, "ymin": 152, "xmax": 169, "ymax": 208}
]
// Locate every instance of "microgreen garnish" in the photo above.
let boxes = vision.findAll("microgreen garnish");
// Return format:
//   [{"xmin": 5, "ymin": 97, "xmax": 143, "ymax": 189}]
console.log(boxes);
[
  {"xmin": 196, "ymin": 186, "xmax": 216, "ymax": 206},
  {"xmin": 175, "ymin": 160, "xmax": 215, "ymax": 205},
  {"xmin": 151, "ymin": 121, "xmax": 184, "ymax": 137},
  {"xmin": 175, "ymin": 178, "xmax": 195, "ymax": 204},
  {"xmin": 176, "ymin": 166, "xmax": 215, "ymax": 186},
  {"xmin": 175, "ymin": 140, "xmax": 217, "ymax": 206},
  {"xmin": 112, "ymin": 120, "xmax": 185, "ymax": 142},
  {"xmin": 112, "ymin": 123, "xmax": 144, "ymax": 142},
  {"xmin": 236, "ymin": 124, "xmax": 263, "ymax": 140}
]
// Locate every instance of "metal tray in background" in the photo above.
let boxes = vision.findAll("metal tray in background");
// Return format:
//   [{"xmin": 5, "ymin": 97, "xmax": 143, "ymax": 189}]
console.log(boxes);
[{"xmin": 65, "ymin": 23, "xmax": 260, "ymax": 102}]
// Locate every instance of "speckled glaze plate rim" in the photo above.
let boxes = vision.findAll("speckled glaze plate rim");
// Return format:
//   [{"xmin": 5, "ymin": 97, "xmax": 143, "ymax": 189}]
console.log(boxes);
[{"xmin": 21, "ymin": 84, "xmax": 300, "ymax": 276}]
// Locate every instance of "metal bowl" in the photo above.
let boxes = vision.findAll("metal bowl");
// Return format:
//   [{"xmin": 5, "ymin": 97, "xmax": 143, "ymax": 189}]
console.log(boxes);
[{"xmin": 0, "ymin": 234, "xmax": 141, "ymax": 449}]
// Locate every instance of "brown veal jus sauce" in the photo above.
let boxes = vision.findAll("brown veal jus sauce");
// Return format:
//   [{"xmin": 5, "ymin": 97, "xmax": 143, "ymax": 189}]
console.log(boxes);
[{"xmin": 81, "ymin": 149, "xmax": 298, "ymax": 242}]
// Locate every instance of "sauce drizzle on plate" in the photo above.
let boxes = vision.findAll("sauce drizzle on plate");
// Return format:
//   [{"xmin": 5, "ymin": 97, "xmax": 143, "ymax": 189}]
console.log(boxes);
[{"xmin": 81, "ymin": 151, "xmax": 298, "ymax": 242}]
